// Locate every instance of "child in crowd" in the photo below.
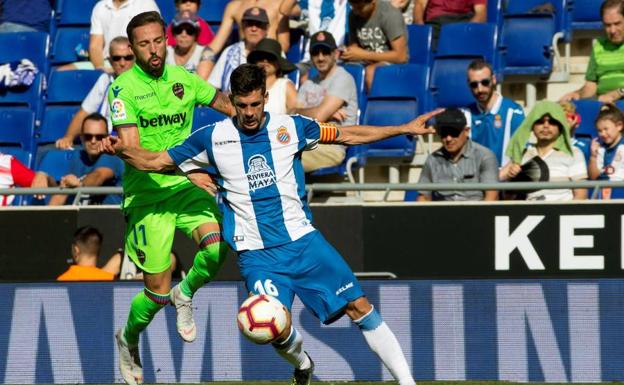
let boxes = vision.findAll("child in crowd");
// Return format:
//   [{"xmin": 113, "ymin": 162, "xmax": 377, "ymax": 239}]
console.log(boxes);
[{"xmin": 588, "ymin": 104, "xmax": 624, "ymax": 199}]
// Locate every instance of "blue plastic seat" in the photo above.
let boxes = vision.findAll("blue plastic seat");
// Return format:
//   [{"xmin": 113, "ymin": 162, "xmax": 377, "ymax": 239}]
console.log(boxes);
[
  {"xmin": 47, "ymin": 70, "xmax": 102, "ymax": 104},
  {"xmin": 192, "ymin": 107, "xmax": 228, "ymax": 131},
  {"xmin": 342, "ymin": 63, "xmax": 367, "ymax": 119},
  {"xmin": 406, "ymin": 24, "xmax": 433, "ymax": 67},
  {"xmin": 436, "ymin": 22, "xmax": 501, "ymax": 76},
  {"xmin": 572, "ymin": 99, "xmax": 602, "ymax": 138},
  {"xmin": 38, "ymin": 106, "xmax": 80, "ymax": 145},
  {"xmin": 37, "ymin": 149, "xmax": 75, "ymax": 182},
  {"xmin": 0, "ymin": 73, "xmax": 44, "ymax": 111},
  {"xmin": 199, "ymin": 0, "xmax": 230, "ymax": 24},
  {"xmin": 501, "ymin": 14, "xmax": 555, "ymax": 76},
  {"xmin": 369, "ymin": 63, "xmax": 430, "ymax": 113},
  {"xmin": 57, "ymin": 0, "xmax": 98, "ymax": 26},
  {"xmin": 572, "ymin": 0, "xmax": 603, "ymax": 31},
  {"xmin": 0, "ymin": 147, "xmax": 32, "ymax": 168},
  {"xmin": 0, "ymin": 108, "xmax": 36, "ymax": 151},
  {"xmin": 430, "ymin": 57, "xmax": 475, "ymax": 108},
  {"xmin": 506, "ymin": 0, "xmax": 572, "ymax": 42},
  {"xmin": 51, "ymin": 27, "xmax": 90, "ymax": 65},
  {"xmin": 487, "ymin": 0, "xmax": 504, "ymax": 30},
  {"xmin": 0, "ymin": 32, "xmax": 50, "ymax": 75},
  {"xmin": 155, "ymin": 0, "xmax": 176, "ymax": 23}
]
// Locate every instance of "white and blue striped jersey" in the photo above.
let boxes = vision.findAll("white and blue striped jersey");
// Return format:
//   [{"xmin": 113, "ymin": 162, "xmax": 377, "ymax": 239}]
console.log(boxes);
[{"xmin": 168, "ymin": 113, "xmax": 330, "ymax": 251}]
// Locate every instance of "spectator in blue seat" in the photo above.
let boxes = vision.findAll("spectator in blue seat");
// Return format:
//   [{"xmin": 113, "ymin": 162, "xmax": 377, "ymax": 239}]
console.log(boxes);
[
  {"xmin": 49, "ymin": 113, "xmax": 124, "ymax": 206},
  {"xmin": 418, "ymin": 108, "xmax": 499, "ymax": 201},
  {"xmin": 200, "ymin": 6, "xmax": 269, "ymax": 87},
  {"xmin": 296, "ymin": 31, "xmax": 358, "ymax": 172},
  {"xmin": 0, "ymin": 0, "xmax": 52, "ymax": 33},
  {"xmin": 413, "ymin": 0, "xmax": 486, "ymax": 48},
  {"xmin": 463, "ymin": 59, "xmax": 525, "ymax": 167},
  {"xmin": 56, "ymin": 36, "xmax": 134, "ymax": 149},
  {"xmin": 561, "ymin": 0, "xmax": 624, "ymax": 104},
  {"xmin": 500, "ymin": 101, "xmax": 588, "ymax": 201},
  {"xmin": 588, "ymin": 104, "xmax": 624, "ymax": 199},
  {"xmin": 343, "ymin": 0, "xmax": 409, "ymax": 91},
  {"xmin": 59, "ymin": 0, "xmax": 159, "ymax": 72}
]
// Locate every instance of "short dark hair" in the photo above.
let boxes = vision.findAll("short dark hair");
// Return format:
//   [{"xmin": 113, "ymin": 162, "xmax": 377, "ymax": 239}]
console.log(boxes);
[
  {"xmin": 601, "ymin": 0, "xmax": 624, "ymax": 18},
  {"xmin": 81, "ymin": 112, "xmax": 108, "ymax": 133},
  {"xmin": 73, "ymin": 226, "xmax": 103, "ymax": 256},
  {"xmin": 175, "ymin": 0, "xmax": 200, "ymax": 4},
  {"xmin": 126, "ymin": 11, "xmax": 166, "ymax": 44},
  {"xmin": 230, "ymin": 63, "xmax": 267, "ymax": 97},
  {"xmin": 467, "ymin": 59, "xmax": 493, "ymax": 74}
]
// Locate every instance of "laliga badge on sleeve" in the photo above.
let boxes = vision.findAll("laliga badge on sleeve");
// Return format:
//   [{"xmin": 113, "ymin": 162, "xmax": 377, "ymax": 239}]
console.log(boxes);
[{"xmin": 111, "ymin": 98, "xmax": 126, "ymax": 121}]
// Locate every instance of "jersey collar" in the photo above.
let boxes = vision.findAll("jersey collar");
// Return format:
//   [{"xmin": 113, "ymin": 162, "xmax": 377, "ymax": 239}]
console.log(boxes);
[
  {"xmin": 476, "ymin": 92, "xmax": 502, "ymax": 115},
  {"xmin": 131, "ymin": 63, "xmax": 169, "ymax": 83}
]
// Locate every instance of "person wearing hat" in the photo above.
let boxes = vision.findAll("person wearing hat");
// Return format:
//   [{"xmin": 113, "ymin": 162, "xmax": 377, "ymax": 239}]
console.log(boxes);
[
  {"xmin": 166, "ymin": 0, "xmax": 214, "ymax": 47},
  {"xmin": 418, "ymin": 108, "xmax": 499, "ymax": 201},
  {"xmin": 500, "ymin": 100, "xmax": 588, "ymax": 201},
  {"xmin": 296, "ymin": 31, "xmax": 358, "ymax": 172},
  {"xmin": 165, "ymin": 11, "xmax": 205, "ymax": 73},
  {"xmin": 248, "ymin": 38, "xmax": 299, "ymax": 114},
  {"xmin": 201, "ymin": 6, "xmax": 269, "ymax": 88}
]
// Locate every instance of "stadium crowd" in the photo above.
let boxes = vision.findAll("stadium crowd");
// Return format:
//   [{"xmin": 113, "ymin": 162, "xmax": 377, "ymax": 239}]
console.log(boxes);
[{"xmin": 0, "ymin": 0, "xmax": 623, "ymax": 206}]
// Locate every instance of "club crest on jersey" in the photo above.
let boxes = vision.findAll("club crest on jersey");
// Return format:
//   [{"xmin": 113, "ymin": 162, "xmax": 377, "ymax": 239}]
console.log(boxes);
[
  {"xmin": 111, "ymin": 98, "xmax": 126, "ymax": 120},
  {"xmin": 276, "ymin": 126, "xmax": 290, "ymax": 144},
  {"xmin": 494, "ymin": 114, "xmax": 503, "ymax": 129},
  {"xmin": 246, "ymin": 154, "xmax": 277, "ymax": 192},
  {"xmin": 172, "ymin": 82, "xmax": 184, "ymax": 99}
]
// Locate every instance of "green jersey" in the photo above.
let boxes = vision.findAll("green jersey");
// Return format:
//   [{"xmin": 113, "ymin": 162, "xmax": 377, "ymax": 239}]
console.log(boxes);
[{"xmin": 109, "ymin": 64, "xmax": 217, "ymax": 208}]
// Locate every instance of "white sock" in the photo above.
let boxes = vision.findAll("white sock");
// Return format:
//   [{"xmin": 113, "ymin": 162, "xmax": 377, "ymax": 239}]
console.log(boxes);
[
  {"xmin": 355, "ymin": 307, "xmax": 416, "ymax": 385},
  {"xmin": 272, "ymin": 326, "xmax": 311, "ymax": 370}
]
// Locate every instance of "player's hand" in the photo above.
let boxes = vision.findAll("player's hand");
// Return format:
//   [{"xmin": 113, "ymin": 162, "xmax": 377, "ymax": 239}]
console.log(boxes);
[
  {"xmin": 405, "ymin": 108, "xmax": 444, "ymax": 136},
  {"xmin": 187, "ymin": 170, "xmax": 218, "ymax": 196},
  {"xmin": 55, "ymin": 136, "xmax": 74, "ymax": 150},
  {"xmin": 99, "ymin": 136, "xmax": 123, "ymax": 155}
]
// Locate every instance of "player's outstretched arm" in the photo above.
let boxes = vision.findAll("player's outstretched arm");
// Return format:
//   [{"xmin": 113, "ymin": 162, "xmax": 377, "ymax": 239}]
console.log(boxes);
[
  {"xmin": 332, "ymin": 109, "xmax": 443, "ymax": 145},
  {"xmin": 100, "ymin": 136, "xmax": 176, "ymax": 173}
]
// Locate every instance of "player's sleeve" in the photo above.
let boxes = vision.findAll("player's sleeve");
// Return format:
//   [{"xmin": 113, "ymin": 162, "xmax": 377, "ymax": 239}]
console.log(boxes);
[
  {"xmin": 293, "ymin": 115, "xmax": 338, "ymax": 151},
  {"xmin": 167, "ymin": 125, "xmax": 212, "ymax": 173},
  {"xmin": 192, "ymin": 72, "xmax": 217, "ymax": 106},
  {"xmin": 108, "ymin": 81, "xmax": 137, "ymax": 129},
  {"xmin": 10, "ymin": 156, "xmax": 35, "ymax": 187}
]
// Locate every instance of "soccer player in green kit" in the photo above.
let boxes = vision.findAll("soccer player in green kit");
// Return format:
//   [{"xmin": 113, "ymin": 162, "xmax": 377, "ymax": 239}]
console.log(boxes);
[{"xmin": 109, "ymin": 11, "xmax": 234, "ymax": 385}]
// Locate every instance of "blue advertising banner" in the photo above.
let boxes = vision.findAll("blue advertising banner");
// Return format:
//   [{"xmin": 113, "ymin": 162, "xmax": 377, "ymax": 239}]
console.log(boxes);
[{"xmin": 0, "ymin": 279, "xmax": 620, "ymax": 383}]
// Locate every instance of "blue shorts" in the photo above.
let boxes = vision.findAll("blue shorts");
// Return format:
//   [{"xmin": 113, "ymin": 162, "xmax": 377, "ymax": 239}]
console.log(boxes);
[{"xmin": 238, "ymin": 230, "xmax": 365, "ymax": 324}]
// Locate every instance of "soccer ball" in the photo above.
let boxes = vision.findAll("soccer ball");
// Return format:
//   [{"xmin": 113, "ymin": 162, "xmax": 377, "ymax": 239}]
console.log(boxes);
[{"xmin": 237, "ymin": 294, "xmax": 289, "ymax": 344}]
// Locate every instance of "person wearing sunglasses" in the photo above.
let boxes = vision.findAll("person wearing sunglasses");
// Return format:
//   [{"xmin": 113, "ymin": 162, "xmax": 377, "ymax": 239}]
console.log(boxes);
[
  {"xmin": 296, "ymin": 31, "xmax": 358, "ymax": 172},
  {"xmin": 418, "ymin": 108, "xmax": 499, "ymax": 201},
  {"xmin": 464, "ymin": 59, "xmax": 525, "ymax": 167},
  {"xmin": 56, "ymin": 36, "xmax": 135, "ymax": 150},
  {"xmin": 166, "ymin": 0, "xmax": 214, "ymax": 47},
  {"xmin": 49, "ymin": 113, "xmax": 124, "ymax": 206},
  {"xmin": 501, "ymin": 101, "xmax": 588, "ymax": 201},
  {"xmin": 165, "ymin": 11, "xmax": 204, "ymax": 73}
]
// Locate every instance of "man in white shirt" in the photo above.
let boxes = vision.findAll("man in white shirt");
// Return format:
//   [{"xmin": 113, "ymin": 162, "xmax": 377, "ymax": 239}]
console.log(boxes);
[
  {"xmin": 56, "ymin": 36, "xmax": 134, "ymax": 149},
  {"xmin": 61, "ymin": 0, "xmax": 159, "ymax": 71},
  {"xmin": 202, "ymin": 7, "xmax": 269, "ymax": 90}
]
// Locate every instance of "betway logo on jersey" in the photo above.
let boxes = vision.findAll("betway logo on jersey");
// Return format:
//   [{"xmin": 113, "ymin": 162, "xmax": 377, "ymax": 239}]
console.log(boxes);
[
  {"xmin": 246, "ymin": 155, "xmax": 276, "ymax": 192},
  {"xmin": 139, "ymin": 112, "xmax": 187, "ymax": 128}
]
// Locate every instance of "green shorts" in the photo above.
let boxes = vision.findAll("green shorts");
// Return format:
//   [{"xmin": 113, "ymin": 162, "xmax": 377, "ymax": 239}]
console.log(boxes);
[{"xmin": 124, "ymin": 186, "xmax": 221, "ymax": 274}]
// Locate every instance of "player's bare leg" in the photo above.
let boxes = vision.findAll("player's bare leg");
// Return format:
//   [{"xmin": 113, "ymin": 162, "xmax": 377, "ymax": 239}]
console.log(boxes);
[
  {"xmin": 346, "ymin": 296, "xmax": 416, "ymax": 385},
  {"xmin": 171, "ymin": 222, "xmax": 227, "ymax": 342},
  {"xmin": 271, "ymin": 309, "xmax": 314, "ymax": 385}
]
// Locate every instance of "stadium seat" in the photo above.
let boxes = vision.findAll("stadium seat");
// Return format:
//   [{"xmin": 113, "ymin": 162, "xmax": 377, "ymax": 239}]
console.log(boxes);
[
  {"xmin": 342, "ymin": 63, "xmax": 367, "ymax": 119},
  {"xmin": 505, "ymin": 0, "xmax": 572, "ymax": 42},
  {"xmin": 287, "ymin": 29, "xmax": 306, "ymax": 67},
  {"xmin": 487, "ymin": 0, "xmax": 504, "ymax": 31},
  {"xmin": 0, "ymin": 73, "xmax": 44, "ymax": 111},
  {"xmin": 436, "ymin": 22, "xmax": 501, "ymax": 76},
  {"xmin": 37, "ymin": 148, "xmax": 74, "ymax": 182},
  {"xmin": 46, "ymin": 70, "xmax": 102, "ymax": 104},
  {"xmin": 406, "ymin": 24, "xmax": 433, "ymax": 67},
  {"xmin": 192, "ymin": 107, "xmax": 228, "ymax": 131},
  {"xmin": 0, "ymin": 32, "xmax": 50, "ymax": 75},
  {"xmin": 572, "ymin": 99, "xmax": 602, "ymax": 138},
  {"xmin": 0, "ymin": 147, "xmax": 32, "ymax": 168},
  {"xmin": 199, "ymin": 0, "xmax": 230, "ymax": 24},
  {"xmin": 571, "ymin": 0, "xmax": 603, "ymax": 31},
  {"xmin": 56, "ymin": 0, "xmax": 98, "ymax": 26},
  {"xmin": 369, "ymin": 63, "xmax": 430, "ymax": 114},
  {"xmin": 155, "ymin": 0, "xmax": 176, "ymax": 23},
  {"xmin": 430, "ymin": 57, "xmax": 475, "ymax": 108},
  {"xmin": 37, "ymin": 105, "xmax": 80, "ymax": 146},
  {"xmin": 0, "ymin": 108, "xmax": 36, "ymax": 151},
  {"xmin": 500, "ymin": 14, "xmax": 555, "ymax": 76},
  {"xmin": 50, "ymin": 27, "xmax": 90, "ymax": 65}
]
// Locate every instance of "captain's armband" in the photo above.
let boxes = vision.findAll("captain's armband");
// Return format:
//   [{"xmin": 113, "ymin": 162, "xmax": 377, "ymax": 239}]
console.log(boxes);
[{"xmin": 319, "ymin": 122, "xmax": 338, "ymax": 143}]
